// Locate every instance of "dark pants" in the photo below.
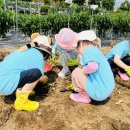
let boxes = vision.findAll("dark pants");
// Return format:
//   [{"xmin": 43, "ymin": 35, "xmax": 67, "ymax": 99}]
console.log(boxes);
[
  {"xmin": 17, "ymin": 68, "xmax": 42, "ymax": 88},
  {"xmin": 108, "ymin": 56, "xmax": 130, "ymax": 75}
]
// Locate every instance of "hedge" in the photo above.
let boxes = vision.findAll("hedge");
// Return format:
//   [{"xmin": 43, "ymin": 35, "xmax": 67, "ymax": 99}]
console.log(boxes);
[
  {"xmin": 0, "ymin": 9, "xmax": 13, "ymax": 37},
  {"xmin": 1, "ymin": 9, "xmax": 130, "ymax": 37}
]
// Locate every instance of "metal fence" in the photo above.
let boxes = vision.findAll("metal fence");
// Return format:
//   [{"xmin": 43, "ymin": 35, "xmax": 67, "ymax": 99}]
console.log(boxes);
[{"xmin": 0, "ymin": 27, "xmax": 129, "ymax": 49}]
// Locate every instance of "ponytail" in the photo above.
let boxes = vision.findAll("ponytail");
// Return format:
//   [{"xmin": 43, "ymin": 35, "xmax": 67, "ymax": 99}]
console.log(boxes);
[{"xmin": 92, "ymin": 38, "xmax": 101, "ymax": 49}]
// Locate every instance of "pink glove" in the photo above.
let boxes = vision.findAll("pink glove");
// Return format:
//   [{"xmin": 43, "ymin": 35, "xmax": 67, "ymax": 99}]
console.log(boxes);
[{"xmin": 83, "ymin": 62, "xmax": 98, "ymax": 74}]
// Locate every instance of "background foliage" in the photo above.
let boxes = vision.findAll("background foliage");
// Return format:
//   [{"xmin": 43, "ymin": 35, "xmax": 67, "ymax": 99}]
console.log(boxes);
[{"xmin": 0, "ymin": 9, "xmax": 130, "ymax": 37}]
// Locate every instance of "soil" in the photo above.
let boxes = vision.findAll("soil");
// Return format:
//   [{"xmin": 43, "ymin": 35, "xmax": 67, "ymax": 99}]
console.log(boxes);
[{"xmin": 0, "ymin": 46, "xmax": 130, "ymax": 130}]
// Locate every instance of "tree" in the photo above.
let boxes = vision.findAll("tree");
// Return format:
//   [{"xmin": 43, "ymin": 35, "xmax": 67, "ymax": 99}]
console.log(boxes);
[
  {"xmin": 88, "ymin": 0, "xmax": 100, "ymax": 5},
  {"xmin": 72, "ymin": 0, "xmax": 85, "ymax": 6},
  {"xmin": 88, "ymin": 0, "xmax": 115, "ymax": 11},
  {"xmin": 120, "ymin": 0, "xmax": 130, "ymax": 11},
  {"xmin": 0, "ymin": 0, "xmax": 3, "ymax": 8},
  {"xmin": 19, "ymin": 0, "xmax": 32, "ymax": 1},
  {"xmin": 44, "ymin": 0, "xmax": 51, "ymax": 5},
  {"xmin": 101, "ymin": 0, "xmax": 115, "ymax": 11}
]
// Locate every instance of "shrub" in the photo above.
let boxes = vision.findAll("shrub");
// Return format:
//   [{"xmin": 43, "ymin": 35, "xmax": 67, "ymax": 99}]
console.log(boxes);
[{"xmin": 1, "ymin": 9, "xmax": 130, "ymax": 38}]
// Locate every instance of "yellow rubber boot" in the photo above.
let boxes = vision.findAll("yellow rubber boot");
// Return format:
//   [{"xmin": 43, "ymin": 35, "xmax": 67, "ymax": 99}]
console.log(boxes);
[
  {"xmin": 14, "ymin": 90, "xmax": 39, "ymax": 111},
  {"xmin": 16, "ymin": 88, "xmax": 35, "ymax": 97}
]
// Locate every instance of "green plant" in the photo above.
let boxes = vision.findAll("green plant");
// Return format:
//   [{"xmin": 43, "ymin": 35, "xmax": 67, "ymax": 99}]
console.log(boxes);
[
  {"xmin": 0, "ymin": 9, "xmax": 13, "ymax": 37},
  {"xmin": 94, "ymin": 14, "xmax": 114, "ymax": 36},
  {"xmin": 112, "ymin": 13, "xmax": 130, "ymax": 37},
  {"xmin": 1, "ymin": 9, "xmax": 130, "ymax": 38}
]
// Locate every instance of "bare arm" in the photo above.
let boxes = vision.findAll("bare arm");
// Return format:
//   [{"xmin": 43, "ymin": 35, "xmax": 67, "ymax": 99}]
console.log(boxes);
[
  {"xmin": 39, "ymin": 75, "xmax": 48, "ymax": 83},
  {"xmin": 114, "ymin": 55, "xmax": 128, "ymax": 70}
]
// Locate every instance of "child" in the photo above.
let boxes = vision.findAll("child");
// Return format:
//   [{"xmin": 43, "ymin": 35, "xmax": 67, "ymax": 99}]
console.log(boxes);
[
  {"xmin": 106, "ymin": 40, "xmax": 130, "ymax": 81},
  {"xmin": 0, "ymin": 35, "xmax": 52, "ymax": 111},
  {"xmin": 70, "ymin": 30, "xmax": 115, "ymax": 103},
  {"xmin": 31, "ymin": 33, "xmax": 53, "ymax": 73},
  {"xmin": 52, "ymin": 28, "xmax": 78, "ymax": 78}
]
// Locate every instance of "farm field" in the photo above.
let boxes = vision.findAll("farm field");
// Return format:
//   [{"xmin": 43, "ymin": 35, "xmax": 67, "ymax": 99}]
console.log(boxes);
[{"xmin": 0, "ymin": 46, "xmax": 130, "ymax": 130}]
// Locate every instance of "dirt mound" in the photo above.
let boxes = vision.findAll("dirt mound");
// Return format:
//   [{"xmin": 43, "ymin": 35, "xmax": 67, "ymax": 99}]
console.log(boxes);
[{"xmin": 0, "ymin": 47, "xmax": 130, "ymax": 130}]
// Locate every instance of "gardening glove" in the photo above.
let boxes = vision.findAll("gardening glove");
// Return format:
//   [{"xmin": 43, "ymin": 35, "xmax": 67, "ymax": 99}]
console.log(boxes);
[
  {"xmin": 128, "ymin": 52, "xmax": 130, "ymax": 56},
  {"xmin": 66, "ymin": 59, "xmax": 79, "ymax": 66},
  {"xmin": 125, "ymin": 66, "xmax": 130, "ymax": 76}
]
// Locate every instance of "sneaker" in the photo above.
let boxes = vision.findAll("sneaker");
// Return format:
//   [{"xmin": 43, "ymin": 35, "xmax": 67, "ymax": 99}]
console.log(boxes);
[
  {"xmin": 118, "ymin": 71, "xmax": 129, "ymax": 81},
  {"xmin": 58, "ymin": 68, "xmax": 71, "ymax": 78},
  {"xmin": 70, "ymin": 91, "xmax": 91, "ymax": 104}
]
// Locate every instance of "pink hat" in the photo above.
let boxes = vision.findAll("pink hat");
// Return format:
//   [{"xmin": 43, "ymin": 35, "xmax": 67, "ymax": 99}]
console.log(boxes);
[{"xmin": 55, "ymin": 28, "xmax": 77, "ymax": 50}]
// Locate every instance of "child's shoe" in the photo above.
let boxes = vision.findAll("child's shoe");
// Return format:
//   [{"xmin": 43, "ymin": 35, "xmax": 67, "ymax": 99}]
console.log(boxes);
[
  {"xmin": 118, "ymin": 71, "xmax": 129, "ymax": 81},
  {"xmin": 58, "ymin": 68, "xmax": 71, "ymax": 78},
  {"xmin": 14, "ymin": 89, "xmax": 39, "ymax": 111},
  {"xmin": 70, "ymin": 91, "xmax": 91, "ymax": 104}
]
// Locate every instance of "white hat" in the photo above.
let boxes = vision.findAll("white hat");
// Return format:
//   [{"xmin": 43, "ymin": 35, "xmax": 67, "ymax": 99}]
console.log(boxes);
[
  {"xmin": 33, "ymin": 35, "xmax": 52, "ymax": 48},
  {"xmin": 73, "ymin": 30, "xmax": 100, "ymax": 48},
  {"xmin": 78, "ymin": 30, "xmax": 97, "ymax": 41},
  {"xmin": 33, "ymin": 35, "xmax": 52, "ymax": 55}
]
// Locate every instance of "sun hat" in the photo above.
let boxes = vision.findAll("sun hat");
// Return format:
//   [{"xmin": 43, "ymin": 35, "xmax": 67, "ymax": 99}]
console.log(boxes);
[
  {"xmin": 33, "ymin": 35, "xmax": 52, "ymax": 55},
  {"xmin": 55, "ymin": 28, "xmax": 77, "ymax": 50},
  {"xmin": 31, "ymin": 32, "xmax": 40, "ymax": 40},
  {"xmin": 73, "ymin": 30, "xmax": 101, "ymax": 48}
]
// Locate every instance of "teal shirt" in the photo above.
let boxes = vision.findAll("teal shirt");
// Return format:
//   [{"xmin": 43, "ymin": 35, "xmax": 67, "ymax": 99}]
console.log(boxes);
[
  {"xmin": 0, "ymin": 48, "xmax": 44, "ymax": 95},
  {"xmin": 82, "ymin": 46, "xmax": 115, "ymax": 101},
  {"xmin": 106, "ymin": 40, "xmax": 130, "ymax": 59}
]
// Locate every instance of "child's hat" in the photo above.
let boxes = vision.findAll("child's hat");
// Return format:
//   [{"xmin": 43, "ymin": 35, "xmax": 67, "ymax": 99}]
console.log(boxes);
[
  {"xmin": 31, "ymin": 32, "xmax": 40, "ymax": 40},
  {"xmin": 55, "ymin": 28, "xmax": 77, "ymax": 50},
  {"xmin": 33, "ymin": 35, "xmax": 52, "ymax": 55},
  {"xmin": 73, "ymin": 30, "xmax": 101, "ymax": 48}
]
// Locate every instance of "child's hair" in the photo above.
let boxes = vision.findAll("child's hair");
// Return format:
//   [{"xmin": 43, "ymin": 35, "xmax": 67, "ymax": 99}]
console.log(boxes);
[
  {"xmin": 47, "ymin": 35, "xmax": 52, "ymax": 45},
  {"xmin": 91, "ymin": 38, "xmax": 101, "ymax": 48},
  {"xmin": 111, "ymin": 40, "xmax": 116, "ymax": 47},
  {"xmin": 40, "ymin": 50, "xmax": 50, "ymax": 60}
]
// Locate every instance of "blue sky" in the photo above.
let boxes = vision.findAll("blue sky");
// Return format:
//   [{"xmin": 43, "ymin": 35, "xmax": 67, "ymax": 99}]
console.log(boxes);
[{"xmin": 115, "ymin": 0, "xmax": 130, "ymax": 7}]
